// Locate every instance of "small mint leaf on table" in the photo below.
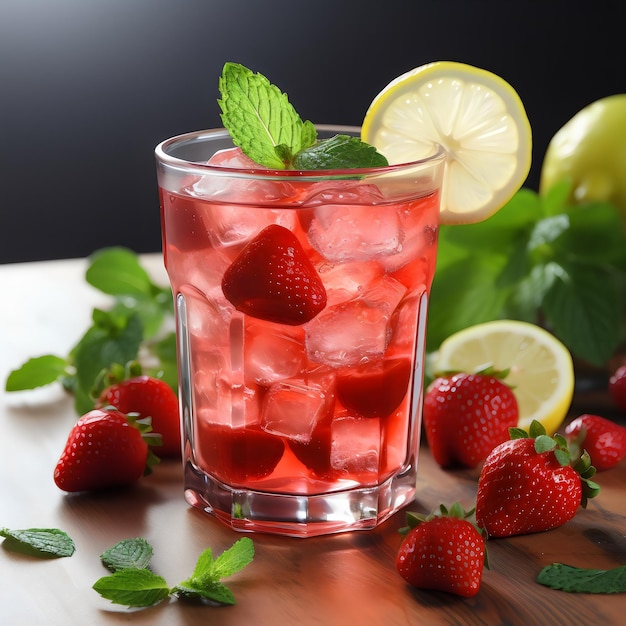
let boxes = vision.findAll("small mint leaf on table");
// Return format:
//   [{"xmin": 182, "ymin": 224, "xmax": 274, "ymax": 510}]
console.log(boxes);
[
  {"xmin": 219, "ymin": 62, "xmax": 316, "ymax": 169},
  {"xmin": 93, "ymin": 569, "xmax": 171, "ymax": 607},
  {"xmin": 537, "ymin": 563, "xmax": 626, "ymax": 594},
  {"xmin": 293, "ymin": 134, "xmax": 388, "ymax": 170},
  {"xmin": 100, "ymin": 538, "xmax": 154, "ymax": 573},
  {"xmin": 0, "ymin": 527, "xmax": 75, "ymax": 558}
]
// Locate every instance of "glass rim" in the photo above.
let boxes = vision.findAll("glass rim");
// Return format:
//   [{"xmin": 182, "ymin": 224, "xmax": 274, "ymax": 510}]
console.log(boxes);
[{"xmin": 155, "ymin": 125, "xmax": 446, "ymax": 179}]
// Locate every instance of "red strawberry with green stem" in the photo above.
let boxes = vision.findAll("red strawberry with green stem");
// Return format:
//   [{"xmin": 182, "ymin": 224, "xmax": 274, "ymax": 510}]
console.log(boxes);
[
  {"xmin": 565, "ymin": 414, "xmax": 626, "ymax": 471},
  {"xmin": 95, "ymin": 364, "xmax": 181, "ymax": 457},
  {"xmin": 476, "ymin": 420, "xmax": 600, "ymax": 537},
  {"xmin": 54, "ymin": 409, "xmax": 161, "ymax": 493},
  {"xmin": 221, "ymin": 224, "xmax": 327, "ymax": 325},
  {"xmin": 423, "ymin": 369, "xmax": 519, "ymax": 469},
  {"xmin": 395, "ymin": 502, "xmax": 487, "ymax": 598}
]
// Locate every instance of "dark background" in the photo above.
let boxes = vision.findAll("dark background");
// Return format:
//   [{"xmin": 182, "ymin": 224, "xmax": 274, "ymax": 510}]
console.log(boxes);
[{"xmin": 1, "ymin": 0, "xmax": 625, "ymax": 264}]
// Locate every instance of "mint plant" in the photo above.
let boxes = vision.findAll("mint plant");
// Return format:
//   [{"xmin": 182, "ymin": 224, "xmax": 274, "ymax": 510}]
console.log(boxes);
[
  {"xmin": 5, "ymin": 247, "xmax": 176, "ymax": 415},
  {"xmin": 427, "ymin": 181, "xmax": 626, "ymax": 366}
]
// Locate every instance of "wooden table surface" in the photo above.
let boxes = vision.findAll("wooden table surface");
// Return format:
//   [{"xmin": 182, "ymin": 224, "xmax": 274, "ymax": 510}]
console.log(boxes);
[{"xmin": 1, "ymin": 255, "xmax": 625, "ymax": 625}]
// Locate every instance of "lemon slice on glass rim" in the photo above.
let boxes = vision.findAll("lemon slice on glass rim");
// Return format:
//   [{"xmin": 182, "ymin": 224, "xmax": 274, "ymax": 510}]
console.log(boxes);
[
  {"xmin": 430, "ymin": 320, "xmax": 575, "ymax": 434},
  {"xmin": 362, "ymin": 61, "xmax": 532, "ymax": 224}
]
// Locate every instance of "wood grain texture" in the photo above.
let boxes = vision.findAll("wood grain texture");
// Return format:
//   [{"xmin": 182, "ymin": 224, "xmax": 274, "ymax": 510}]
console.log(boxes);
[{"xmin": 1, "ymin": 257, "xmax": 625, "ymax": 625}]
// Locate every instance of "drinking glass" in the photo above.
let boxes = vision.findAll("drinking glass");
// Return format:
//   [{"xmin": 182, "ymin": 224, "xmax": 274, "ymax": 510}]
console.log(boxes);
[{"xmin": 156, "ymin": 126, "xmax": 445, "ymax": 537}]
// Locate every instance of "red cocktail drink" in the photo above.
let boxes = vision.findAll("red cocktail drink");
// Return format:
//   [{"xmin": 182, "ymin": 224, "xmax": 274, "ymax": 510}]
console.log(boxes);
[{"xmin": 156, "ymin": 126, "xmax": 445, "ymax": 536}]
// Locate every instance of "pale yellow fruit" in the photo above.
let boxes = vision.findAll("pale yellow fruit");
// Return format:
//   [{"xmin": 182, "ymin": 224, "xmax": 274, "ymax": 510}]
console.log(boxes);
[
  {"xmin": 362, "ymin": 61, "xmax": 532, "ymax": 224},
  {"xmin": 539, "ymin": 94, "xmax": 626, "ymax": 228},
  {"xmin": 431, "ymin": 320, "xmax": 574, "ymax": 433}
]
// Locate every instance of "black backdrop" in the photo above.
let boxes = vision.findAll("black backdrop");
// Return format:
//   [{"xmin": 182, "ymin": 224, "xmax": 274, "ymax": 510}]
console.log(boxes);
[{"xmin": 1, "ymin": 0, "xmax": 625, "ymax": 263}]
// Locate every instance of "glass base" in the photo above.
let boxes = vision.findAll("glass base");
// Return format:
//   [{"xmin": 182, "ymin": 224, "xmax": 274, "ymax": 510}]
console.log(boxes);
[{"xmin": 183, "ymin": 460, "xmax": 417, "ymax": 537}]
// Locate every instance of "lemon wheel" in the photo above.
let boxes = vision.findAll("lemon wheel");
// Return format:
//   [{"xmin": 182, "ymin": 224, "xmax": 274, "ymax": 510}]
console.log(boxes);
[
  {"xmin": 431, "ymin": 320, "xmax": 574, "ymax": 434},
  {"xmin": 362, "ymin": 61, "xmax": 532, "ymax": 224}
]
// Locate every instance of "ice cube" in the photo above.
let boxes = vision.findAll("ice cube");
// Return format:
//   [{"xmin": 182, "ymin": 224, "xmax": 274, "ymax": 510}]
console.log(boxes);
[
  {"xmin": 203, "ymin": 204, "xmax": 299, "ymax": 249},
  {"xmin": 244, "ymin": 321, "xmax": 306, "ymax": 385},
  {"xmin": 305, "ymin": 275, "xmax": 407, "ymax": 367},
  {"xmin": 174, "ymin": 249, "xmax": 232, "ymax": 304},
  {"xmin": 307, "ymin": 203, "xmax": 404, "ymax": 262},
  {"xmin": 261, "ymin": 374, "xmax": 334, "ymax": 443},
  {"xmin": 330, "ymin": 415, "xmax": 381, "ymax": 478},
  {"xmin": 317, "ymin": 260, "xmax": 383, "ymax": 307}
]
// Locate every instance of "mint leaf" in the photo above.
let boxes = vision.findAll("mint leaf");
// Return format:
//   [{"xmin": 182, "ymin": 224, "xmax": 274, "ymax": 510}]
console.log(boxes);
[
  {"xmin": 0, "ymin": 527, "xmax": 75, "ymax": 558},
  {"xmin": 5, "ymin": 355, "xmax": 69, "ymax": 391},
  {"xmin": 93, "ymin": 568, "xmax": 171, "ymax": 607},
  {"xmin": 537, "ymin": 563, "xmax": 626, "ymax": 594},
  {"xmin": 219, "ymin": 62, "xmax": 316, "ymax": 169},
  {"xmin": 293, "ymin": 134, "xmax": 388, "ymax": 170},
  {"xmin": 173, "ymin": 538, "xmax": 254, "ymax": 606},
  {"xmin": 211, "ymin": 537, "xmax": 255, "ymax": 579},
  {"xmin": 175, "ymin": 581, "xmax": 236, "ymax": 605},
  {"xmin": 71, "ymin": 311, "xmax": 144, "ymax": 413},
  {"xmin": 541, "ymin": 260, "xmax": 621, "ymax": 366},
  {"xmin": 100, "ymin": 538, "xmax": 154, "ymax": 572},
  {"xmin": 86, "ymin": 247, "xmax": 155, "ymax": 297}
]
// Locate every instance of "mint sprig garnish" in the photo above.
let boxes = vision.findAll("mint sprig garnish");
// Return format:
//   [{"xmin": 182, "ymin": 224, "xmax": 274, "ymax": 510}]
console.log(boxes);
[
  {"xmin": 219, "ymin": 62, "xmax": 388, "ymax": 170},
  {"xmin": 0, "ymin": 527, "xmax": 75, "ymax": 558},
  {"xmin": 4, "ymin": 247, "xmax": 177, "ymax": 415},
  {"xmin": 537, "ymin": 562, "xmax": 626, "ymax": 594},
  {"xmin": 93, "ymin": 537, "xmax": 254, "ymax": 608}
]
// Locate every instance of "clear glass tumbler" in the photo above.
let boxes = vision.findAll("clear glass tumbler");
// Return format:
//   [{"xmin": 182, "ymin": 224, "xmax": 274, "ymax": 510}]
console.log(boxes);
[{"xmin": 156, "ymin": 126, "xmax": 445, "ymax": 537}]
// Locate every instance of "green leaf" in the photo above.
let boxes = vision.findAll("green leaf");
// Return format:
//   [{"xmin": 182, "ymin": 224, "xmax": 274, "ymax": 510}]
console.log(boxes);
[
  {"xmin": 541, "ymin": 179, "xmax": 572, "ymax": 215},
  {"xmin": 211, "ymin": 537, "xmax": 255, "ymax": 580},
  {"xmin": 5, "ymin": 355, "xmax": 69, "ymax": 391},
  {"xmin": 292, "ymin": 134, "xmax": 388, "ymax": 170},
  {"xmin": 534, "ymin": 434, "xmax": 557, "ymax": 453},
  {"xmin": 427, "ymin": 256, "xmax": 509, "ymax": 351},
  {"xmin": 537, "ymin": 563, "xmax": 626, "ymax": 594},
  {"xmin": 541, "ymin": 260, "xmax": 621, "ymax": 366},
  {"xmin": 72, "ymin": 312, "xmax": 144, "ymax": 395},
  {"xmin": 86, "ymin": 247, "xmax": 155, "ymax": 297},
  {"xmin": 93, "ymin": 569, "xmax": 171, "ymax": 607},
  {"xmin": 218, "ymin": 62, "xmax": 315, "ymax": 169},
  {"xmin": 100, "ymin": 538, "xmax": 154, "ymax": 572},
  {"xmin": 174, "ymin": 538, "xmax": 254, "ymax": 606},
  {"xmin": 0, "ymin": 527, "xmax": 75, "ymax": 558},
  {"xmin": 174, "ymin": 581, "xmax": 236, "ymax": 605}
]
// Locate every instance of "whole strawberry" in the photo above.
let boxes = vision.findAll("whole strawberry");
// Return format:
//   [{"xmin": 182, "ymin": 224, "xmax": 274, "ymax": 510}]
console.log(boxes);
[
  {"xmin": 221, "ymin": 224, "xmax": 327, "ymax": 325},
  {"xmin": 423, "ymin": 372, "xmax": 519, "ymax": 468},
  {"xmin": 476, "ymin": 421, "xmax": 600, "ymax": 537},
  {"xmin": 396, "ymin": 503, "xmax": 486, "ymax": 598},
  {"xmin": 96, "ymin": 371, "xmax": 181, "ymax": 457},
  {"xmin": 54, "ymin": 409, "xmax": 160, "ymax": 492},
  {"xmin": 565, "ymin": 414, "xmax": 626, "ymax": 471},
  {"xmin": 609, "ymin": 365, "xmax": 626, "ymax": 412}
]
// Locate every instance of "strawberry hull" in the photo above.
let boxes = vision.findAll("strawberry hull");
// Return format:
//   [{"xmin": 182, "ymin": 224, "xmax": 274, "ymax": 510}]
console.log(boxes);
[{"xmin": 156, "ymin": 127, "xmax": 445, "ymax": 537}]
